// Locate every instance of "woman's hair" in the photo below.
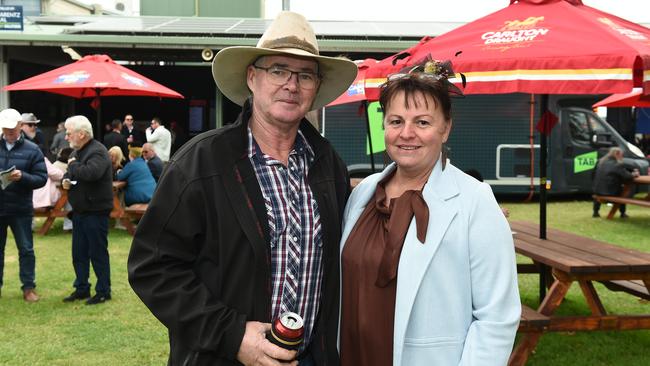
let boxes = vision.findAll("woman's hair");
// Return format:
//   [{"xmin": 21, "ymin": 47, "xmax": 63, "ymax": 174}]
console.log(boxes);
[
  {"xmin": 108, "ymin": 146, "xmax": 125, "ymax": 168},
  {"xmin": 57, "ymin": 147, "xmax": 74, "ymax": 163},
  {"xmin": 129, "ymin": 147, "xmax": 143, "ymax": 159},
  {"xmin": 379, "ymin": 74, "xmax": 453, "ymax": 121},
  {"xmin": 598, "ymin": 146, "xmax": 624, "ymax": 165}
]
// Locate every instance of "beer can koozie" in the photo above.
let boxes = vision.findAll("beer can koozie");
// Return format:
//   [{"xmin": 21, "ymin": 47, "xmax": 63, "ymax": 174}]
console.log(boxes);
[{"xmin": 267, "ymin": 311, "xmax": 304, "ymax": 350}]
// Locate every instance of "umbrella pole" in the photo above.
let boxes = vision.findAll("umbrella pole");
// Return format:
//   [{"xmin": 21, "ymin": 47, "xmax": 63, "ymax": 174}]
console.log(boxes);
[
  {"xmin": 363, "ymin": 101, "xmax": 376, "ymax": 173},
  {"xmin": 539, "ymin": 94, "xmax": 548, "ymax": 240},
  {"xmin": 95, "ymin": 88, "xmax": 101, "ymax": 140}
]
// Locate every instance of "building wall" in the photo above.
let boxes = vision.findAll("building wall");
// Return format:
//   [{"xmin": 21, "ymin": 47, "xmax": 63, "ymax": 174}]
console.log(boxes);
[{"xmin": 140, "ymin": 0, "xmax": 262, "ymax": 17}]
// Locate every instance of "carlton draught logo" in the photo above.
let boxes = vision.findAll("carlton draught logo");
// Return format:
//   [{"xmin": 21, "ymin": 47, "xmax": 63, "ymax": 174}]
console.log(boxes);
[
  {"xmin": 482, "ymin": 16, "xmax": 548, "ymax": 45},
  {"xmin": 121, "ymin": 73, "xmax": 147, "ymax": 87},
  {"xmin": 53, "ymin": 71, "xmax": 90, "ymax": 84}
]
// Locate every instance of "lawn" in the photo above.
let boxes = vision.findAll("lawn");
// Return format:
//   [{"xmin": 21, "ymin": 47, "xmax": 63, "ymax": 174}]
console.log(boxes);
[{"xmin": 0, "ymin": 200, "xmax": 648, "ymax": 365}]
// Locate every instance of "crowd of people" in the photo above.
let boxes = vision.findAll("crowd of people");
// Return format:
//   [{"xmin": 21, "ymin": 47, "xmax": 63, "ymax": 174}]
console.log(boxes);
[
  {"xmin": 0, "ymin": 107, "xmax": 172, "ymax": 305},
  {"xmin": 3, "ymin": 9, "xmax": 647, "ymax": 366}
]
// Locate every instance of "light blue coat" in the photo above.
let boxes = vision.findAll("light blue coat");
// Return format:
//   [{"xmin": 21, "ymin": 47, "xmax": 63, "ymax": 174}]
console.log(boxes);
[{"xmin": 339, "ymin": 158, "xmax": 520, "ymax": 365}]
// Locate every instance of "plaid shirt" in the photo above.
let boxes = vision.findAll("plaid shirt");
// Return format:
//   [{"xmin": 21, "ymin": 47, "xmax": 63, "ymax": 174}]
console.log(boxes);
[{"xmin": 248, "ymin": 128, "xmax": 323, "ymax": 351}]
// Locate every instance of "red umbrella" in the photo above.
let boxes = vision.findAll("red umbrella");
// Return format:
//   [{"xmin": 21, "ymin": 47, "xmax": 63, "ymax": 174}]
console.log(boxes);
[
  {"xmin": 328, "ymin": 59, "xmax": 382, "ymax": 107},
  {"xmin": 3, "ymin": 54, "xmax": 183, "ymax": 136},
  {"xmin": 364, "ymin": 0, "xmax": 650, "ymax": 100},
  {"xmin": 360, "ymin": 0, "xmax": 650, "ymax": 244},
  {"xmin": 593, "ymin": 88, "xmax": 650, "ymax": 107}
]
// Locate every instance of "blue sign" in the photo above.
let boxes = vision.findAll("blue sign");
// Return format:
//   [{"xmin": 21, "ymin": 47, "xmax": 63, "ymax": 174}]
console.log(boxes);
[{"xmin": 0, "ymin": 5, "xmax": 23, "ymax": 31}]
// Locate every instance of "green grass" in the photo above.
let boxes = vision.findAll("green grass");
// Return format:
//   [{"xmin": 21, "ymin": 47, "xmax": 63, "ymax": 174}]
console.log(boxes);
[{"xmin": 0, "ymin": 201, "xmax": 647, "ymax": 365}]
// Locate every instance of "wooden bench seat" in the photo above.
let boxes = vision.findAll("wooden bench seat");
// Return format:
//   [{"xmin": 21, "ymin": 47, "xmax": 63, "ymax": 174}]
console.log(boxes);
[
  {"xmin": 599, "ymin": 280, "xmax": 650, "ymax": 301},
  {"xmin": 592, "ymin": 195, "xmax": 650, "ymax": 219},
  {"xmin": 518, "ymin": 305, "xmax": 550, "ymax": 333},
  {"xmin": 125, "ymin": 203, "xmax": 149, "ymax": 219}
]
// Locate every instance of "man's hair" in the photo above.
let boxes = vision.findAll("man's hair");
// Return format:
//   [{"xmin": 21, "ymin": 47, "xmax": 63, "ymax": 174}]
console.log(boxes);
[
  {"xmin": 152, "ymin": 117, "xmax": 163, "ymax": 126},
  {"xmin": 599, "ymin": 147, "xmax": 624, "ymax": 165},
  {"xmin": 65, "ymin": 115, "xmax": 93, "ymax": 139},
  {"xmin": 111, "ymin": 119, "xmax": 122, "ymax": 130},
  {"xmin": 142, "ymin": 143, "xmax": 156, "ymax": 155}
]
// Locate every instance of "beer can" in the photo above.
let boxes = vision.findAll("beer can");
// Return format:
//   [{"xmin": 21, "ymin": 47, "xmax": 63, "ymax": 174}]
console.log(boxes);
[{"xmin": 267, "ymin": 311, "xmax": 304, "ymax": 350}]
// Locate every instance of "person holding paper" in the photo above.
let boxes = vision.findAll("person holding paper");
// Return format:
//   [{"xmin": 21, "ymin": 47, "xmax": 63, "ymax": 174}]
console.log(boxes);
[{"xmin": 0, "ymin": 108, "xmax": 47, "ymax": 302}]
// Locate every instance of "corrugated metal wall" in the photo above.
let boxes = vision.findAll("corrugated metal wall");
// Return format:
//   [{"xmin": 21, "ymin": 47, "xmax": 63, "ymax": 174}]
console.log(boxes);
[{"xmin": 141, "ymin": 0, "xmax": 262, "ymax": 17}]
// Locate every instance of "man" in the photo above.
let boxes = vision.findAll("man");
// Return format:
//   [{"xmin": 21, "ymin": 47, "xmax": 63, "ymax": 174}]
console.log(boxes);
[
  {"xmin": 62, "ymin": 115, "xmax": 114, "ymax": 305},
  {"xmin": 145, "ymin": 117, "xmax": 172, "ymax": 162},
  {"xmin": 103, "ymin": 119, "xmax": 129, "ymax": 158},
  {"xmin": 592, "ymin": 147, "xmax": 640, "ymax": 218},
  {"xmin": 120, "ymin": 114, "xmax": 145, "ymax": 147},
  {"xmin": 20, "ymin": 113, "xmax": 48, "ymax": 157},
  {"xmin": 141, "ymin": 143, "xmax": 163, "ymax": 182},
  {"xmin": 0, "ymin": 108, "xmax": 47, "ymax": 302},
  {"xmin": 128, "ymin": 11, "xmax": 356, "ymax": 366},
  {"xmin": 50, "ymin": 122, "xmax": 69, "ymax": 159}
]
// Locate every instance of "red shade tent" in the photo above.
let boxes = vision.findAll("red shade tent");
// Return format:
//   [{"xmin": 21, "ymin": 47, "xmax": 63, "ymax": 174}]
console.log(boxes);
[
  {"xmin": 3, "ymin": 54, "xmax": 183, "ymax": 136},
  {"xmin": 328, "ymin": 59, "xmax": 382, "ymax": 107},
  {"xmin": 363, "ymin": 0, "xmax": 650, "ymax": 100},
  {"xmin": 354, "ymin": 0, "xmax": 650, "ymax": 244},
  {"xmin": 593, "ymin": 88, "xmax": 650, "ymax": 107}
]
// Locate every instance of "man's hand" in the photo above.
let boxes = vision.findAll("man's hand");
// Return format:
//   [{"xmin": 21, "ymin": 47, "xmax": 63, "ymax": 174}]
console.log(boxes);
[
  {"xmin": 8, "ymin": 169, "xmax": 21, "ymax": 182},
  {"xmin": 236, "ymin": 321, "xmax": 298, "ymax": 366}
]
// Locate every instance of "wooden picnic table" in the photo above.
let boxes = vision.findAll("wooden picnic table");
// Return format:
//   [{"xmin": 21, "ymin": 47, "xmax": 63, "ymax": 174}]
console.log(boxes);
[
  {"xmin": 508, "ymin": 220, "xmax": 650, "ymax": 366},
  {"xmin": 36, "ymin": 181, "xmax": 136, "ymax": 235},
  {"xmin": 595, "ymin": 175, "xmax": 650, "ymax": 219}
]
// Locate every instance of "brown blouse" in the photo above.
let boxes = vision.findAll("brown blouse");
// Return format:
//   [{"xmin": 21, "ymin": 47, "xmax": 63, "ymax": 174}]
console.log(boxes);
[{"xmin": 340, "ymin": 175, "xmax": 429, "ymax": 366}]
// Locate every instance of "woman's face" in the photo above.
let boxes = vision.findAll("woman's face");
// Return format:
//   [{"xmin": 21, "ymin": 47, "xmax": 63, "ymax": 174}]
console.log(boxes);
[{"xmin": 384, "ymin": 90, "xmax": 451, "ymax": 176}]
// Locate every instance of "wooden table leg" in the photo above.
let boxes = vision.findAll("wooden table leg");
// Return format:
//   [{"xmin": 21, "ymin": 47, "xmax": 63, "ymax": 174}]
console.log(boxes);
[
  {"xmin": 38, "ymin": 190, "xmax": 68, "ymax": 235},
  {"xmin": 510, "ymin": 275, "xmax": 572, "ymax": 366},
  {"xmin": 606, "ymin": 203, "xmax": 619, "ymax": 219},
  {"xmin": 578, "ymin": 281, "xmax": 607, "ymax": 316}
]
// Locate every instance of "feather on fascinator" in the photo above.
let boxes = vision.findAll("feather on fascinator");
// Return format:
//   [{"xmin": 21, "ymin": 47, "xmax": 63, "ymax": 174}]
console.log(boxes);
[{"xmin": 387, "ymin": 54, "xmax": 466, "ymax": 97}]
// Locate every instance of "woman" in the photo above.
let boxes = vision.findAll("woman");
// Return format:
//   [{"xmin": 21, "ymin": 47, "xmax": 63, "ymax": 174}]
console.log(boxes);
[
  {"xmin": 116, "ymin": 147, "xmax": 156, "ymax": 206},
  {"xmin": 592, "ymin": 147, "xmax": 639, "ymax": 218},
  {"xmin": 340, "ymin": 57, "xmax": 520, "ymax": 366},
  {"xmin": 108, "ymin": 146, "xmax": 125, "ymax": 180}
]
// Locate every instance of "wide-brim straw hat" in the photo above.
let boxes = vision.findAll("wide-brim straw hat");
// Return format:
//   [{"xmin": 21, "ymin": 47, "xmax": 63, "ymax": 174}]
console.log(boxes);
[{"xmin": 212, "ymin": 11, "xmax": 357, "ymax": 111}]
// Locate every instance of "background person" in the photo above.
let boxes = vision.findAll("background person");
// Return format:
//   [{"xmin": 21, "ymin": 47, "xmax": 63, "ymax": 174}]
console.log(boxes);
[
  {"xmin": 121, "ymin": 114, "xmax": 145, "ymax": 147},
  {"xmin": 20, "ymin": 113, "xmax": 48, "ymax": 158},
  {"xmin": 103, "ymin": 119, "xmax": 129, "ymax": 158},
  {"xmin": 54, "ymin": 147, "xmax": 74, "ymax": 231},
  {"xmin": 32, "ymin": 157, "xmax": 64, "ymax": 211},
  {"xmin": 0, "ymin": 108, "xmax": 47, "ymax": 302},
  {"xmin": 339, "ymin": 58, "xmax": 520, "ymax": 366},
  {"xmin": 145, "ymin": 117, "xmax": 172, "ymax": 162},
  {"xmin": 116, "ymin": 147, "xmax": 156, "ymax": 206},
  {"xmin": 108, "ymin": 146, "xmax": 126, "ymax": 180},
  {"xmin": 62, "ymin": 115, "xmax": 113, "ymax": 305},
  {"xmin": 128, "ymin": 11, "xmax": 356, "ymax": 366},
  {"xmin": 141, "ymin": 143, "xmax": 163, "ymax": 182},
  {"xmin": 50, "ymin": 122, "xmax": 69, "ymax": 160},
  {"xmin": 592, "ymin": 147, "xmax": 640, "ymax": 218}
]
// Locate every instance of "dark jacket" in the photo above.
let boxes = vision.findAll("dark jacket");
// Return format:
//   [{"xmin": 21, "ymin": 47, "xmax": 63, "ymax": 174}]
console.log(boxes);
[
  {"xmin": 128, "ymin": 102, "xmax": 350, "ymax": 366},
  {"xmin": 592, "ymin": 158, "xmax": 635, "ymax": 196},
  {"xmin": 103, "ymin": 130, "xmax": 129, "ymax": 158},
  {"xmin": 0, "ymin": 134, "xmax": 47, "ymax": 216},
  {"xmin": 146, "ymin": 155, "xmax": 164, "ymax": 182},
  {"xmin": 121, "ymin": 125, "xmax": 146, "ymax": 147},
  {"xmin": 65, "ymin": 139, "xmax": 113, "ymax": 215}
]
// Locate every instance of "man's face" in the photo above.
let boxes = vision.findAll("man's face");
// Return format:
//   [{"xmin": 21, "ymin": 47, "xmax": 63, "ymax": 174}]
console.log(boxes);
[
  {"xmin": 20, "ymin": 122, "xmax": 37, "ymax": 139},
  {"xmin": 65, "ymin": 126, "xmax": 85, "ymax": 149},
  {"xmin": 124, "ymin": 115, "xmax": 134, "ymax": 127},
  {"xmin": 246, "ymin": 55, "xmax": 320, "ymax": 128},
  {"xmin": 150, "ymin": 120, "xmax": 159, "ymax": 130},
  {"xmin": 142, "ymin": 145, "xmax": 154, "ymax": 160},
  {"xmin": 2, "ymin": 126, "xmax": 21, "ymax": 144}
]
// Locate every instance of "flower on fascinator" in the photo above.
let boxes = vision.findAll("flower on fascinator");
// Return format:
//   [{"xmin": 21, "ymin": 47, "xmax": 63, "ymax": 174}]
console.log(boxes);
[{"xmin": 387, "ymin": 54, "xmax": 465, "ymax": 97}]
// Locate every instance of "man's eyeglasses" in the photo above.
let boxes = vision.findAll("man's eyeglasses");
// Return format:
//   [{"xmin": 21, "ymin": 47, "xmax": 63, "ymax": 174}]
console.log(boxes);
[{"xmin": 252, "ymin": 65, "xmax": 320, "ymax": 90}]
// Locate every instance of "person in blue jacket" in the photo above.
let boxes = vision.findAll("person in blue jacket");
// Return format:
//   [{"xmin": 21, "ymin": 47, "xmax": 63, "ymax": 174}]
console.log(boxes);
[
  {"xmin": 116, "ymin": 147, "xmax": 156, "ymax": 206},
  {"xmin": 0, "ymin": 108, "xmax": 47, "ymax": 302}
]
